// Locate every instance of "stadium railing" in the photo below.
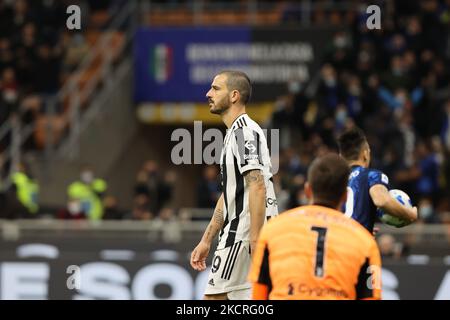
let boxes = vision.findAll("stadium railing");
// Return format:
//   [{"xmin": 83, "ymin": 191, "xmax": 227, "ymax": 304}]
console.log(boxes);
[{"xmin": 0, "ymin": 218, "xmax": 448, "ymax": 256}]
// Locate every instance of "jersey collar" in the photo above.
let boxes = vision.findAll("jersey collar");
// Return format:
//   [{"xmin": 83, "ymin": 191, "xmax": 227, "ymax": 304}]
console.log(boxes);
[{"xmin": 230, "ymin": 113, "xmax": 247, "ymax": 130}]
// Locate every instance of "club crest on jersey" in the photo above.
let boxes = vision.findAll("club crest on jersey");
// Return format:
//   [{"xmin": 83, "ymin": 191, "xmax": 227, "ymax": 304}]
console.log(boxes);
[
  {"xmin": 243, "ymin": 140, "xmax": 258, "ymax": 161},
  {"xmin": 245, "ymin": 140, "xmax": 257, "ymax": 153}
]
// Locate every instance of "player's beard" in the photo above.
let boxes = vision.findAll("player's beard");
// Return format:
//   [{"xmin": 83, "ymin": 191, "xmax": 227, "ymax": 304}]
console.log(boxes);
[{"xmin": 209, "ymin": 95, "xmax": 230, "ymax": 115}]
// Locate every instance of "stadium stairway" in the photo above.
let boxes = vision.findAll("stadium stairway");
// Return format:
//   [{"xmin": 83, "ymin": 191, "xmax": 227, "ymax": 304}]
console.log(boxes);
[
  {"xmin": 29, "ymin": 57, "xmax": 139, "ymax": 210},
  {"xmin": 30, "ymin": 56, "xmax": 197, "ymax": 212}
]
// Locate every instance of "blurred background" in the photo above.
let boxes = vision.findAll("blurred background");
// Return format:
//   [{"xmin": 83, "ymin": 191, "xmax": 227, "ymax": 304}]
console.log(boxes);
[{"xmin": 0, "ymin": 0, "xmax": 449, "ymax": 299}]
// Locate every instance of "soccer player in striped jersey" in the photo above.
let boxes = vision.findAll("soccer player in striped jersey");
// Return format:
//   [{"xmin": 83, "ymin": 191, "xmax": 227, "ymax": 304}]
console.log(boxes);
[
  {"xmin": 190, "ymin": 70, "xmax": 278, "ymax": 300},
  {"xmin": 337, "ymin": 127, "xmax": 417, "ymax": 232}
]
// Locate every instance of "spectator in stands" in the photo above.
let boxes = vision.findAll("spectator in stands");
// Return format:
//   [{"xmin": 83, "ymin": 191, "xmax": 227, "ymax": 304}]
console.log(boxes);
[
  {"xmin": 1, "ymin": 67, "xmax": 19, "ymax": 113},
  {"xmin": 317, "ymin": 64, "xmax": 346, "ymax": 125},
  {"xmin": 381, "ymin": 56, "xmax": 411, "ymax": 91},
  {"xmin": 67, "ymin": 165, "xmax": 107, "ymax": 221},
  {"xmin": 0, "ymin": 186, "xmax": 28, "ymax": 219},
  {"xmin": 270, "ymin": 78, "xmax": 310, "ymax": 146},
  {"xmin": 14, "ymin": 22, "xmax": 39, "ymax": 93},
  {"xmin": 156, "ymin": 206, "xmax": 176, "ymax": 222},
  {"xmin": 417, "ymin": 196, "xmax": 439, "ymax": 223},
  {"xmin": 33, "ymin": 43, "xmax": 61, "ymax": 94},
  {"xmin": 134, "ymin": 169, "xmax": 150, "ymax": 197},
  {"xmin": 0, "ymin": 160, "xmax": 34, "ymax": 219},
  {"xmin": 160, "ymin": 169, "xmax": 176, "ymax": 208},
  {"xmin": 56, "ymin": 198, "xmax": 85, "ymax": 220},
  {"xmin": 11, "ymin": 161, "xmax": 39, "ymax": 216},
  {"xmin": 61, "ymin": 32, "xmax": 89, "ymax": 74},
  {"xmin": 129, "ymin": 194, "xmax": 153, "ymax": 220},
  {"xmin": 415, "ymin": 140, "xmax": 441, "ymax": 198},
  {"xmin": 268, "ymin": 0, "xmax": 450, "ymax": 223},
  {"xmin": 441, "ymin": 99, "xmax": 450, "ymax": 149},
  {"xmin": 136, "ymin": 160, "xmax": 175, "ymax": 214},
  {"xmin": 11, "ymin": 0, "xmax": 34, "ymax": 35},
  {"xmin": 0, "ymin": 38, "xmax": 14, "ymax": 75},
  {"xmin": 377, "ymin": 234, "xmax": 403, "ymax": 259},
  {"xmin": 196, "ymin": 165, "xmax": 221, "ymax": 208},
  {"xmin": 102, "ymin": 195, "xmax": 123, "ymax": 220}
]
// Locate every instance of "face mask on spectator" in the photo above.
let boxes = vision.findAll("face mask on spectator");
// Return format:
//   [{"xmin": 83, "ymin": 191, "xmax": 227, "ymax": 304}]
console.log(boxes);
[
  {"xmin": 395, "ymin": 94, "xmax": 407, "ymax": 105},
  {"xmin": 349, "ymin": 85, "xmax": 360, "ymax": 96},
  {"xmin": 392, "ymin": 67, "xmax": 404, "ymax": 76},
  {"xmin": 81, "ymin": 171, "xmax": 94, "ymax": 184},
  {"xmin": 334, "ymin": 35, "xmax": 347, "ymax": 48},
  {"xmin": 68, "ymin": 201, "xmax": 81, "ymax": 215},
  {"xmin": 419, "ymin": 204, "xmax": 433, "ymax": 220},
  {"xmin": 288, "ymin": 81, "xmax": 302, "ymax": 94},
  {"xmin": 336, "ymin": 109, "xmax": 347, "ymax": 123},
  {"xmin": 3, "ymin": 89, "xmax": 17, "ymax": 103},
  {"xmin": 73, "ymin": 34, "xmax": 85, "ymax": 46},
  {"xmin": 324, "ymin": 78, "xmax": 336, "ymax": 87}
]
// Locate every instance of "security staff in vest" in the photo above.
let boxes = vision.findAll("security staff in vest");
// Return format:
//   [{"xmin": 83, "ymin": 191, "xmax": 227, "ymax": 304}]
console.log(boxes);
[
  {"xmin": 67, "ymin": 165, "xmax": 107, "ymax": 220},
  {"xmin": 11, "ymin": 162, "xmax": 39, "ymax": 216}
]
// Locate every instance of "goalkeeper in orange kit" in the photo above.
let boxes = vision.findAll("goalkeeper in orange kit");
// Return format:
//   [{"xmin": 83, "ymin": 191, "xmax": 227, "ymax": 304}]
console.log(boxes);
[{"xmin": 249, "ymin": 154, "xmax": 382, "ymax": 300}]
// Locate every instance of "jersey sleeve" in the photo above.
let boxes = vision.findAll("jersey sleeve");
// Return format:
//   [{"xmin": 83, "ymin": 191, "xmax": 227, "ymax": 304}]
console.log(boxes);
[
  {"xmin": 232, "ymin": 127, "xmax": 264, "ymax": 174},
  {"xmin": 368, "ymin": 169, "xmax": 390, "ymax": 189},
  {"xmin": 355, "ymin": 238, "xmax": 382, "ymax": 300},
  {"xmin": 248, "ymin": 225, "xmax": 271, "ymax": 300}
]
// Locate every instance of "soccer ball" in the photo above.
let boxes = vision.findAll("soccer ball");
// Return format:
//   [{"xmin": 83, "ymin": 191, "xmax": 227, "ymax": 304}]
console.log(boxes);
[{"xmin": 377, "ymin": 189, "xmax": 412, "ymax": 228}]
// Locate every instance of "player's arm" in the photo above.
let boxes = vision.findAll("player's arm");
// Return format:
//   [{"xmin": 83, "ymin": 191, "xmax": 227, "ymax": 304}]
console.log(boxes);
[
  {"xmin": 248, "ymin": 225, "xmax": 271, "ymax": 300},
  {"xmin": 356, "ymin": 239, "xmax": 382, "ymax": 300},
  {"xmin": 369, "ymin": 184, "xmax": 418, "ymax": 223},
  {"xmin": 244, "ymin": 169, "xmax": 267, "ymax": 254},
  {"xmin": 190, "ymin": 193, "xmax": 224, "ymax": 271}
]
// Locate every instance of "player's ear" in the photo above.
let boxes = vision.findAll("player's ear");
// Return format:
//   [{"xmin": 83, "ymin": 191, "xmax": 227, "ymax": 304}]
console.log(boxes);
[
  {"xmin": 363, "ymin": 149, "xmax": 368, "ymax": 162},
  {"xmin": 363, "ymin": 144, "xmax": 371, "ymax": 164},
  {"xmin": 230, "ymin": 90, "xmax": 239, "ymax": 104},
  {"xmin": 304, "ymin": 182, "xmax": 313, "ymax": 202}
]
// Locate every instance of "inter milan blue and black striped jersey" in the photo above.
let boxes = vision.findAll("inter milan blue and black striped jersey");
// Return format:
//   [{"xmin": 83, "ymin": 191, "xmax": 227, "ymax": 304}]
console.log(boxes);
[
  {"xmin": 342, "ymin": 165, "xmax": 390, "ymax": 232},
  {"xmin": 218, "ymin": 113, "xmax": 278, "ymax": 250}
]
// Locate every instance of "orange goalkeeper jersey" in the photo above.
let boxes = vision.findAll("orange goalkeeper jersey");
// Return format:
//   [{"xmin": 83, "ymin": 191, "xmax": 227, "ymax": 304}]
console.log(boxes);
[{"xmin": 249, "ymin": 205, "xmax": 382, "ymax": 300}]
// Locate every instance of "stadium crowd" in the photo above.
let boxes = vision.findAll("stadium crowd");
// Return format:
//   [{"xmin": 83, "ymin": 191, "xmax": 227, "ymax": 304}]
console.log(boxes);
[
  {"xmin": 0, "ymin": 0, "xmax": 119, "ymax": 178},
  {"xmin": 268, "ymin": 0, "xmax": 450, "ymax": 225},
  {"xmin": 1, "ymin": 1, "xmax": 450, "ymax": 230}
]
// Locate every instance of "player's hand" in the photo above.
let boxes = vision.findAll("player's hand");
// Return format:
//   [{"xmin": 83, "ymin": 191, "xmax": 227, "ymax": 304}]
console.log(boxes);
[
  {"xmin": 190, "ymin": 241, "xmax": 210, "ymax": 271},
  {"xmin": 410, "ymin": 206, "xmax": 418, "ymax": 222}
]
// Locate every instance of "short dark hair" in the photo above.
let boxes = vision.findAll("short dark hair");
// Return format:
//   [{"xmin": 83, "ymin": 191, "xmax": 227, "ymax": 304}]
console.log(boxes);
[
  {"xmin": 307, "ymin": 154, "xmax": 350, "ymax": 207},
  {"xmin": 217, "ymin": 70, "xmax": 252, "ymax": 104},
  {"xmin": 337, "ymin": 126, "xmax": 368, "ymax": 161}
]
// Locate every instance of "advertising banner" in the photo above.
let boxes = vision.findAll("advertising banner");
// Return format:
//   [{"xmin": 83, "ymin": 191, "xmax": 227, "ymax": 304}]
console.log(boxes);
[
  {"xmin": 0, "ymin": 240, "xmax": 448, "ymax": 300},
  {"xmin": 134, "ymin": 27, "xmax": 340, "ymax": 103}
]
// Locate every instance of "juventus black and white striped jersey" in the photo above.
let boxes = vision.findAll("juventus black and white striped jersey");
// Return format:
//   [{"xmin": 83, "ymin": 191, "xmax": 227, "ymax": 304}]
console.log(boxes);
[{"xmin": 218, "ymin": 113, "xmax": 278, "ymax": 250}]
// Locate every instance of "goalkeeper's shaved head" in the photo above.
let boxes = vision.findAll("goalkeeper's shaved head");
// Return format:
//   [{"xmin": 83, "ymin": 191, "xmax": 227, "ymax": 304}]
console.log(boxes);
[{"xmin": 307, "ymin": 153, "xmax": 350, "ymax": 208}]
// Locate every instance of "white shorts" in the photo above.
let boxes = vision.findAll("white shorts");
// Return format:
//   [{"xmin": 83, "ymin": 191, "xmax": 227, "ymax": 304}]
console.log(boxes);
[{"xmin": 204, "ymin": 240, "xmax": 252, "ymax": 299}]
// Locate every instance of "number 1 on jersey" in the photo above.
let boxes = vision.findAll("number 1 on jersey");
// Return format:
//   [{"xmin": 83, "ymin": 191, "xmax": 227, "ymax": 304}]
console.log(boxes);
[{"xmin": 311, "ymin": 226, "xmax": 327, "ymax": 278}]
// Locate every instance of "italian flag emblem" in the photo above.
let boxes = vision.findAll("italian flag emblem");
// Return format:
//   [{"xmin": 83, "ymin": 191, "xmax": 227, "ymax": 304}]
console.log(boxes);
[{"xmin": 150, "ymin": 44, "xmax": 172, "ymax": 83}]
